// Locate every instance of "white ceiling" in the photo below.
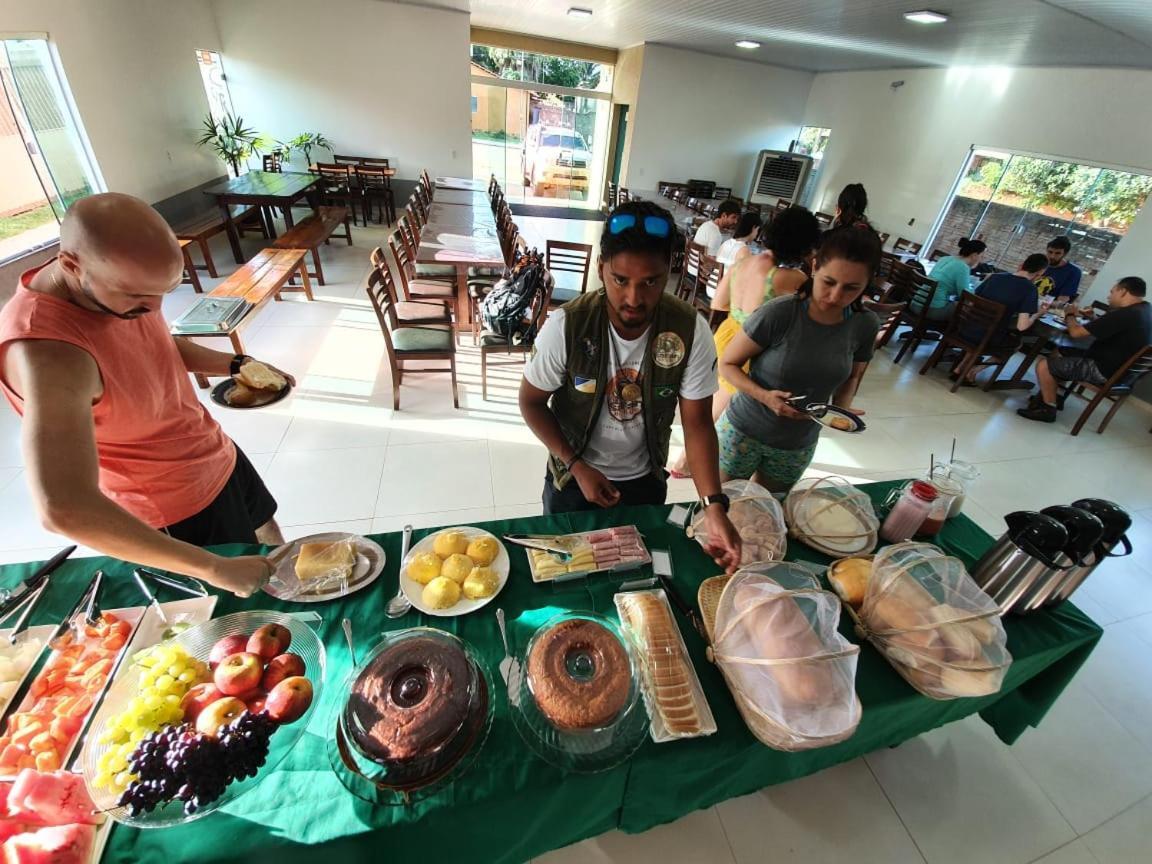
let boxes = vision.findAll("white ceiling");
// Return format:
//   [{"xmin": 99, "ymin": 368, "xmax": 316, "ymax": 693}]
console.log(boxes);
[{"xmin": 429, "ymin": 0, "xmax": 1152, "ymax": 72}]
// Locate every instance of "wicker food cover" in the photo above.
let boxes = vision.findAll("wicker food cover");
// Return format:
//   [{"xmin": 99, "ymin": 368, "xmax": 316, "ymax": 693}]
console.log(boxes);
[
  {"xmin": 858, "ymin": 542, "xmax": 1011, "ymax": 700},
  {"xmin": 689, "ymin": 479, "xmax": 787, "ymax": 565},
  {"xmin": 784, "ymin": 476, "xmax": 879, "ymax": 558},
  {"xmin": 708, "ymin": 566, "xmax": 862, "ymax": 751}
]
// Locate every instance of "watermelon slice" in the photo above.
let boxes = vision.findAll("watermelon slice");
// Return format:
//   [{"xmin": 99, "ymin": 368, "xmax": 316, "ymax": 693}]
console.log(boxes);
[
  {"xmin": 0, "ymin": 821, "xmax": 37, "ymax": 844},
  {"xmin": 2, "ymin": 824, "xmax": 95, "ymax": 864},
  {"xmin": 6, "ymin": 773, "xmax": 100, "ymax": 826}
]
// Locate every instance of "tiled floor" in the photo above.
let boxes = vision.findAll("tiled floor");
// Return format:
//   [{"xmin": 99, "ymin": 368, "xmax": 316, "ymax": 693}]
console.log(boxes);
[{"xmin": 4, "ymin": 217, "xmax": 1152, "ymax": 863}]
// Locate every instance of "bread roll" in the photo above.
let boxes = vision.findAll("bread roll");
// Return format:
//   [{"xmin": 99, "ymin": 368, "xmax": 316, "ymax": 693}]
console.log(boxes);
[
  {"xmin": 829, "ymin": 558, "xmax": 871, "ymax": 607},
  {"xmin": 237, "ymin": 360, "xmax": 286, "ymax": 391},
  {"xmin": 226, "ymin": 382, "xmax": 259, "ymax": 407},
  {"xmin": 938, "ymin": 666, "xmax": 1000, "ymax": 697}
]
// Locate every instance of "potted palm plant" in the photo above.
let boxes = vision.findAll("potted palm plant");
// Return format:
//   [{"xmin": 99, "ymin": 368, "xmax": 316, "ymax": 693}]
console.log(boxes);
[
  {"xmin": 287, "ymin": 132, "xmax": 332, "ymax": 169},
  {"xmin": 196, "ymin": 113, "xmax": 264, "ymax": 177}
]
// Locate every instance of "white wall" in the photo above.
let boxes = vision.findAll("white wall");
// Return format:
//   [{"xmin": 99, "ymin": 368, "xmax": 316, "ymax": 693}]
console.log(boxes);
[
  {"xmin": 611, "ymin": 44, "xmax": 644, "ymax": 185},
  {"xmin": 2, "ymin": 0, "xmax": 224, "ymax": 203},
  {"xmin": 623, "ymin": 44, "xmax": 813, "ymax": 195},
  {"xmin": 211, "ymin": 0, "xmax": 472, "ymax": 180},
  {"xmin": 803, "ymin": 66, "xmax": 1152, "ymax": 301}
]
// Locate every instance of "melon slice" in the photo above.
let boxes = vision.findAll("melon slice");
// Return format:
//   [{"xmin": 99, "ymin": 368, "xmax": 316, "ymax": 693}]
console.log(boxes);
[
  {"xmin": 2, "ymin": 823, "xmax": 96, "ymax": 864},
  {"xmin": 6, "ymin": 773, "xmax": 100, "ymax": 826}
]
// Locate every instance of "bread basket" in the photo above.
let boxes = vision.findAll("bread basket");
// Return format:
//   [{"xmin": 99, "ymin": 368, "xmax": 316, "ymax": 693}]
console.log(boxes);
[{"xmin": 784, "ymin": 476, "xmax": 879, "ymax": 558}]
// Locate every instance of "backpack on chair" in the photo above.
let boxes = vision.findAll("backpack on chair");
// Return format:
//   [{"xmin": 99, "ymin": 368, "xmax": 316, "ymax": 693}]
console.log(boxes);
[{"xmin": 480, "ymin": 249, "xmax": 548, "ymax": 344}]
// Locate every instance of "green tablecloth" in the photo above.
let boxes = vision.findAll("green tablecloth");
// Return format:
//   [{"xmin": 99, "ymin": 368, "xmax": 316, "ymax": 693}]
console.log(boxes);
[{"xmin": 0, "ymin": 481, "xmax": 1101, "ymax": 864}]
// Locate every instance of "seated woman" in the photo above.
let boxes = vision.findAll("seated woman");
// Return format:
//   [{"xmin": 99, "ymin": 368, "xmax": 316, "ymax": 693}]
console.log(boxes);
[
  {"xmin": 716, "ymin": 212, "xmax": 762, "ymax": 268},
  {"xmin": 912, "ymin": 237, "xmax": 986, "ymax": 321},
  {"xmin": 715, "ymin": 227, "xmax": 882, "ymax": 493},
  {"xmin": 831, "ymin": 182, "xmax": 870, "ymax": 230},
  {"xmin": 669, "ymin": 206, "xmax": 820, "ymax": 478}
]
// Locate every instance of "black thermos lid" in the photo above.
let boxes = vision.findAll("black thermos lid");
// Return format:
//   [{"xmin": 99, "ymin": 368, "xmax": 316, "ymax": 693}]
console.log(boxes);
[
  {"xmin": 1070, "ymin": 498, "xmax": 1131, "ymax": 546},
  {"xmin": 1005, "ymin": 511, "xmax": 1068, "ymax": 552},
  {"xmin": 1041, "ymin": 505, "xmax": 1105, "ymax": 558}
]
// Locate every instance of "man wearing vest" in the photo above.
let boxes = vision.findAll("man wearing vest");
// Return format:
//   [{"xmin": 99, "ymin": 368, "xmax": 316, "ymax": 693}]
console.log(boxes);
[
  {"xmin": 520, "ymin": 201, "xmax": 742, "ymax": 572},
  {"xmin": 0, "ymin": 193, "xmax": 286, "ymax": 597}
]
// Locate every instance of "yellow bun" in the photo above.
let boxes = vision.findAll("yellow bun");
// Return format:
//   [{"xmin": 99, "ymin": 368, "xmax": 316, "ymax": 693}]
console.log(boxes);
[
  {"xmin": 466, "ymin": 536, "xmax": 499, "ymax": 567},
  {"xmin": 422, "ymin": 576, "xmax": 461, "ymax": 609},
  {"xmin": 829, "ymin": 557, "xmax": 871, "ymax": 606},
  {"xmin": 441, "ymin": 553, "xmax": 474, "ymax": 584},
  {"xmin": 829, "ymin": 415, "xmax": 854, "ymax": 431},
  {"xmin": 433, "ymin": 530, "xmax": 469, "ymax": 558},
  {"xmin": 462, "ymin": 566, "xmax": 499, "ymax": 599},
  {"xmin": 407, "ymin": 551, "xmax": 443, "ymax": 585}
]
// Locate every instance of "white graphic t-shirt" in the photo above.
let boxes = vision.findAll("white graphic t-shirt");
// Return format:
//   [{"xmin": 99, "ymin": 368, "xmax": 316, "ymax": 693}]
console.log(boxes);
[{"xmin": 524, "ymin": 309, "xmax": 718, "ymax": 481}]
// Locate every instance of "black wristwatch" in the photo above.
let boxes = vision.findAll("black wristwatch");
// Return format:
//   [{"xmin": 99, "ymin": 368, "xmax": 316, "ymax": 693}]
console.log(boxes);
[
  {"xmin": 700, "ymin": 493, "xmax": 731, "ymax": 513},
  {"xmin": 229, "ymin": 354, "xmax": 251, "ymax": 376}
]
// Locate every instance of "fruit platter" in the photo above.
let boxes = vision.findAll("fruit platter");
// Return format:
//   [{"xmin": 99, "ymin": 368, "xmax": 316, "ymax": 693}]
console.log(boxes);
[{"xmin": 81, "ymin": 611, "xmax": 325, "ymax": 827}]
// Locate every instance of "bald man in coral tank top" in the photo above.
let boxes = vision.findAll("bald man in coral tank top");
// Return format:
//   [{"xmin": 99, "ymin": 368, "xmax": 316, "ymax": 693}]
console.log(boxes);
[{"xmin": 0, "ymin": 193, "xmax": 293, "ymax": 597}]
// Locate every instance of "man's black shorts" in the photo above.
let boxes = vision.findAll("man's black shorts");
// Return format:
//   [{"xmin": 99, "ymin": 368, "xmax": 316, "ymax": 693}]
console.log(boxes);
[{"xmin": 163, "ymin": 444, "xmax": 277, "ymax": 546}]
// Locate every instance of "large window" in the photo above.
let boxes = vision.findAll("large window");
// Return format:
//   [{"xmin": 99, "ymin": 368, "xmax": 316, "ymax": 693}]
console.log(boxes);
[
  {"xmin": 929, "ymin": 148, "xmax": 1152, "ymax": 294},
  {"xmin": 195, "ymin": 50, "xmax": 234, "ymax": 126},
  {"xmin": 469, "ymin": 44, "xmax": 613, "ymax": 210},
  {"xmin": 794, "ymin": 126, "xmax": 831, "ymax": 209},
  {"xmin": 0, "ymin": 38, "xmax": 101, "ymax": 264}
]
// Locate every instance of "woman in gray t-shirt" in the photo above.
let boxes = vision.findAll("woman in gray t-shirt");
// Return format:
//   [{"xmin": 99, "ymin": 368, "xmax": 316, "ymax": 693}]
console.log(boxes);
[{"xmin": 716, "ymin": 228, "xmax": 882, "ymax": 492}]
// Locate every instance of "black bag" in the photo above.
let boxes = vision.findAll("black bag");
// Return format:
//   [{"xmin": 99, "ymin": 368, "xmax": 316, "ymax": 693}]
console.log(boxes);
[{"xmin": 480, "ymin": 250, "xmax": 547, "ymax": 343}]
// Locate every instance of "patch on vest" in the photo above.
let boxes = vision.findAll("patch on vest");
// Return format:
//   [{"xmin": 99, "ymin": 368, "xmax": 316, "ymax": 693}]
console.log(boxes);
[
  {"xmin": 573, "ymin": 376, "xmax": 597, "ymax": 394},
  {"xmin": 653, "ymin": 331, "xmax": 686, "ymax": 369},
  {"xmin": 608, "ymin": 368, "xmax": 643, "ymax": 421},
  {"xmin": 581, "ymin": 336, "xmax": 599, "ymax": 360},
  {"xmin": 656, "ymin": 385, "xmax": 675, "ymax": 399}
]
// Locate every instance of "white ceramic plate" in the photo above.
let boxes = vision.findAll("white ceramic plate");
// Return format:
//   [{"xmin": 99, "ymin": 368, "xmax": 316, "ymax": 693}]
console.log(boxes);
[
  {"xmin": 0, "ymin": 624, "xmax": 56, "ymax": 719},
  {"xmin": 264, "ymin": 533, "xmax": 385, "ymax": 603},
  {"xmin": 400, "ymin": 527, "xmax": 509, "ymax": 617},
  {"xmin": 792, "ymin": 493, "xmax": 876, "ymax": 557}
]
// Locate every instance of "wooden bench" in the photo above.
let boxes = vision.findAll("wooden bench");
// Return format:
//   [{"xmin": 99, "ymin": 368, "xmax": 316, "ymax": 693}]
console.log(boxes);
[
  {"xmin": 178, "ymin": 239, "xmax": 202, "ymax": 293},
  {"xmin": 186, "ymin": 247, "xmax": 312, "ymax": 388},
  {"xmin": 271, "ymin": 206, "xmax": 352, "ymax": 286},
  {"xmin": 171, "ymin": 205, "xmax": 266, "ymax": 280}
]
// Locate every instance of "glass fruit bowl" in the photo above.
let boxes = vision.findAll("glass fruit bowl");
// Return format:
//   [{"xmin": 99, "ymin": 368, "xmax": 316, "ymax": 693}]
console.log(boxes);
[
  {"xmin": 509, "ymin": 611, "xmax": 648, "ymax": 773},
  {"xmin": 81, "ymin": 610, "xmax": 326, "ymax": 828}
]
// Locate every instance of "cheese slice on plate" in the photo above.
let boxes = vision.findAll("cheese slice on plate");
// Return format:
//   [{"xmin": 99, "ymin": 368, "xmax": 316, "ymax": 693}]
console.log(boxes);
[{"xmin": 295, "ymin": 541, "xmax": 356, "ymax": 583}]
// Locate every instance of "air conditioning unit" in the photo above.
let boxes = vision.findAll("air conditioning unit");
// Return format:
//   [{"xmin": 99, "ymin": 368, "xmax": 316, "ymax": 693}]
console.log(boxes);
[{"xmin": 747, "ymin": 150, "xmax": 814, "ymax": 205}]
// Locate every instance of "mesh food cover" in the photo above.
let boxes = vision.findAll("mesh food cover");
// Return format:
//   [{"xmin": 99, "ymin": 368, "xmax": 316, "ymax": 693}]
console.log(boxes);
[
  {"xmin": 859, "ymin": 542, "xmax": 1012, "ymax": 700},
  {"xmin": 690, "ymin": 479, "xmax": 787, "ymax": 565},
  {"xmin": 711, "ymin": 566, "xmax": 862, "ymax": 751},
  {"xmin": 784, "ymin": 476, "xmax": 879, "ymax": 558}
]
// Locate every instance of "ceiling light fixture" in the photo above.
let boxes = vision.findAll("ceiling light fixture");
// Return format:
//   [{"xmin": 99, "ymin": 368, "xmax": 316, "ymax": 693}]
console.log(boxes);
[
  {"xmin": 567, "ymin": 7, "xmax": 593, "ymax": 18},
  {"xmin": 735, "ymin": 40, "xmax": 761, "ymax": 50},
  {"xmin": 904, "ymin": 9, "xmax": 949, "ymax": 24}
]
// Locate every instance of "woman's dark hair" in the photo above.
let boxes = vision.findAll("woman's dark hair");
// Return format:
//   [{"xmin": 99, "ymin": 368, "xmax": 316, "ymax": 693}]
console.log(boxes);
[
  {"xmin": 600, "ymin": 200, "xmax": 676, "ymax": 263},
  {"xmin": 1022, "ymin": 253, "xmax": 1049, "ymax": 274},
  {"xmin": 814, "ymin": 224, "xmax": 883, "ymax": 277},
  {"xmin": 733, "ymin": 211, "xmax": 762, "ymax": 240},
  {"xmin": 833, "ymin": 183, "xmax": 869, "ymax": 229},
  {"xmin": 763, "ymin": 206, "xmax": 821, "ymax": 265},
  {"xmin": 957, "ymin": 237, "xmax": 987, "ymax": 256}
]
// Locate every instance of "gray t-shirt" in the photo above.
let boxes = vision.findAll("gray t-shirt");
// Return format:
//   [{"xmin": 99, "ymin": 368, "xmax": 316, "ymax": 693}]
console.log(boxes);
[{"xmin": 726, "ymin": 295, "xmax": 880, "ymax": 450}]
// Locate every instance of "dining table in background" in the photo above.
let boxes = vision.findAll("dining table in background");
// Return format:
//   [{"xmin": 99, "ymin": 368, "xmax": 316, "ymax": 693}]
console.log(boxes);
[
  {"xmin": 435, "ymin": 176, "xmax": 489, "ymax": 192},
  {"xmin": 203, "ymin": 171, "xmax": 322, "ymax": 264},
  {"xmin": 417, "ymin": 198, "xmax": 504, "ymax": 329},
  {"xmin": 432, "ymin": 188, "xmax": 491, "ymax": 207}
]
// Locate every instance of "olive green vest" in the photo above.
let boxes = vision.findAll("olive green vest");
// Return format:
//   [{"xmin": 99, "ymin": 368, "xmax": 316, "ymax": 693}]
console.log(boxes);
[{"xmin": 546, "ymin": 289, "xmax": 699, "ymax": 490}]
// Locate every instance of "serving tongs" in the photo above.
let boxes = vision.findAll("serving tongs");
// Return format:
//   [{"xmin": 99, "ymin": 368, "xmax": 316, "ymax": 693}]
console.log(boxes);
[
  {"xmin": 46, "ymin": 570, "xmax": 104, "ymax": 649},
  {"xmin": 0, "ymin": 545, "xmax": 77, "ymax": 625},
  {"xmin": 502, "ymin": 534, "xmax": 574, "ymax": 561},
  {"xmin": 133, "ymin": 568, "xmax": 208, "ymax": 599},
  {"xmin": 650, "ymin": 551, "xmax": 709, "ymax": 642}
]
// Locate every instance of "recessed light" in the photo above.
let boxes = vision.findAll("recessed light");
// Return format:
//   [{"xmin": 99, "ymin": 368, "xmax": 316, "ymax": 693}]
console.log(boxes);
[
  {"xmin": 567, "ymin": 7, "xmax": 593, "ymax": 18},
  {"xmin": 904, "ymin": 9, "xmax": 949, "ymax": 24},
  {"xmin": 735, "ymin": 40, "xmax": 761, "ymax": 50}
]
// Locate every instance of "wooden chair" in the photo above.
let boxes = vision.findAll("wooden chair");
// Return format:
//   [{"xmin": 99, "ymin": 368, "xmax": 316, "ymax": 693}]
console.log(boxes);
[
  {"xmin": 262, "ymin": 153, "xmax": 283, "ymax": 173},
  {"xmin": 367, "ymin": 264, "xmax": 451, "ymax": 327},
  {"xmin": 713, "ymin": 186, "xmax": 733, "ymax": 199},
  {"xmin": 864, "ymin": 300, "xmax": 908, "ymax": 350},
  {"xmin": 358, "ymin": 157, "xmax": 391, "ymax": 169},
  {"xmin": 815, "ymin": 212, "xmax": 834, "ymax": 230},
  {"xmin": 398, "ymin": 214, "xmax": 456, "ymax": 283},
  {"xmin": 1060, "ymin": 345, "xmax": 1152, "ymax": 435},
  {"xmin": 332, "ymin": 155, "xmax": 362, "ymax": 166},
  {"xmin": 618, "ymin": 188, "xmax": 631, "ymax": 204},
  {"xmin": 676, "ymin": 240, "xmax": 706, "ymax": 301},
  {"xmin": 893, "ymin": 237, "xmax": 922, "ymax": 256},
  {"xmin": 357, "ymin": 165, "xmax": 396, "ymax": 225},
  {"xmin": 877, "ymin": 231, "xmax": 891, "ymax": 248},
  {"xmin": 892, "ymin": 275, "xmax": 942, "ymax": 363},
  {"xmin": 928, "ymin": 248, "xmax": 948, "ymax": 262},
  {"xmin": 918, "ymin": 293, "xmax": 1009, "ymax": 391},
  {"xmin": 365, "ymin": 278, "xmax": 458, "ymax": 411},
  {"xmin": 691, "ymin": 254, "xmax": 724, "ymax": 319},
  {"xmin": 546, "ymin": 240, "xmax": 593, "ymax": 305},
  {"xmin": 884, "ymin": 260, "xmax": 919, "ymax": 303},
  {"xmin": 386, "ymin": 236, "xmax": 455, "ymax": 303},
  {"xmin": 480, "ymin": 272, "xmax": 555, "ymax": 400},
  {"xmin": 315, "ymin": 163, "xmax": 360, "ymax": 226}
]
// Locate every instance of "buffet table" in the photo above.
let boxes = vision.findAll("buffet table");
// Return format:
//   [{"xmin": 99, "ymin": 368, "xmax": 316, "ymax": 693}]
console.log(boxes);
[{"xmin": 0, "ymin": 482, "xmax": 1102, "ymax": 864}]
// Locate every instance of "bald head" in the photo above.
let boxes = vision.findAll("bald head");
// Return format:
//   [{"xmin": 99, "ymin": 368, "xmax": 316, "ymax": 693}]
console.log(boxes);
[{"xmin": 56, "ymin": 193, "xmax": 183, "ymax": 319}]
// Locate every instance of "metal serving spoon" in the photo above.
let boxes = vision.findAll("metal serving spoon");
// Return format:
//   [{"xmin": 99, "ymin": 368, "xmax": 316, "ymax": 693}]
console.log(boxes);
[{"xmin": 385, "ymin": 524, "xmax": 414, "ymax": 618}]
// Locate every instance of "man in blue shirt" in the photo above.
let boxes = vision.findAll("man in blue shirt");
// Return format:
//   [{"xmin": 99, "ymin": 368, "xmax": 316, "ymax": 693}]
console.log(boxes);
[{"xmin": 1035, "ymin": 236, "xmax": 1082, "ymax": 302}]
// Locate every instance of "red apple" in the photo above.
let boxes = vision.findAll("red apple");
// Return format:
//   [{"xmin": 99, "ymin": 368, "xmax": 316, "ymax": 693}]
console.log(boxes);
[
  {"xmin": 195, "ymin": 696, "xmax": 246, "ymax": 738},
  {"xmin": 213, "ymin": 652, "xmax": 263, "ymax": 696},
  {"xmin": 179, "ymin": 683, "xmax": 223, "ymax": 724},
  {"xmin": 261, "ymin": 653, "xmax": 306, "ymax": 691},
  {"xmin": 247, "ymin": 624, "xmax": 291, "ymax": 661},
  {"xmin": 265, "ymin": 676, "xmax": 313, "ymax": 725},
  {"xmin": 235, "ymin": 688, "xmax": 268, "ymax": 715},
  {"xmin": 209, "ymin": 634, "xmax": 249, "ymax": 669}
]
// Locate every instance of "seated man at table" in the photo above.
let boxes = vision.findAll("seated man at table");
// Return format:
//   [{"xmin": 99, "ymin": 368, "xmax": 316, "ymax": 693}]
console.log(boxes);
[
  {"xmin": 0, "ymin": 192, "xmax": 289, "ymax": 596},
  {"xmin": 1036, "ymin": 236, "xmax": 1082, "ymax": 303},
  {"xmin": 688, "ymin": 200, "xmax": 742, "ymax": 280},
  {"xmin": 1018, "ymin": 276, "xmax": 1151, "ymax": 422},
  {"xmin": 957, "ymin": 253, "xmax": 1047, "ymax": 384},
  {"xmin": 519, "ymin": 200, "xmax": 741, "ymax": 573}
]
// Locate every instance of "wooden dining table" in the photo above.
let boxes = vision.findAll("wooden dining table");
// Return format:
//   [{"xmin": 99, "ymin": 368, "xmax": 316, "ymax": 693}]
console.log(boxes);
[
  {"xmin": 433, "ymin": 188, "xmax": 491, "ymax": 207},
  {"xmin": 416, "ymin": 198, "xmax": 505, "ymax": 329},
  {"xmin": 203, "ymin": 171, "xmax": 321, "ymax": 264},
  {"xmin": 435, "ymin": 176, "xmax": 488, "ymax": 192}
]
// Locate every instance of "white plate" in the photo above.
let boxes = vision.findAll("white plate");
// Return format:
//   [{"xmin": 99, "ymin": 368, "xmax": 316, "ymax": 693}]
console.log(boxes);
[
  {"xmin": 400, "ymin": 527, "xmax": 509, "ymax": 617},
  {"xmin": 0, "ymin": 624, "xmax": 56, "ymax": 718},
  {"xmin": 792, "ymin": 493, "xmax": 876, "ymax": 557},
  {"xmin": 264, "ymin": 533, "xmax": 385, "ymax": 603}
]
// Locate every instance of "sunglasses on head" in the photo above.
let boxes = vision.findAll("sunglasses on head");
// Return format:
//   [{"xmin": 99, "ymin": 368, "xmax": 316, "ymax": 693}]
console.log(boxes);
[{"xmin": 607, "ymin": 213, "xmax": 672, "ymax": 238}]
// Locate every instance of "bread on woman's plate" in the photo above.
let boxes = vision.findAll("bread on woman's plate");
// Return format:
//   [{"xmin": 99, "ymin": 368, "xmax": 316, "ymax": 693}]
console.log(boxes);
[{"xmin": 236, "ymin": 360, "xmax": 287, "ymax": 391}]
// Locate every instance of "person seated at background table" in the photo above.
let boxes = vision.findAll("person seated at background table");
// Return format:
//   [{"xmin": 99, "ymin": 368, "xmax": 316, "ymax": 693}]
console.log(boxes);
[
  {"xmin": 955, "ymin": 253, "xmax": 1047, "ymax": 385},
  {"xmin": 669, "ymin": 206, "xmax": 821, "ymax": 478},
  {"xmin": 1017, "ymin": 276, "xmax": 1151, "ymax": 423},
  {"xmin": 692, "ymin": 199, "xmax": 742, "ymax": 259},
  {"xmin": 910, "ymin": 237, "xmax": 986, "ymax": 322},
  {"xmin": 715, "ymin": 227, "xmax": 881, "ymax": 493},
  {"xmin": 519, "ymin": 200, "xmax": 741, "ymax": 572},
  {"xmin": 831, "ymin": 182, "xmax": 870, "ymax": 230},
  {"xmin": 0, "ymin": 193, "xmax": 288, "ymax": 597},
  {"xmin": 1036, "ymin": 236, "xmax": 1082, "ymax": 303},
  {"xmin": 716, "ymin": 211, "xmax": 762, "ymax": 268}
]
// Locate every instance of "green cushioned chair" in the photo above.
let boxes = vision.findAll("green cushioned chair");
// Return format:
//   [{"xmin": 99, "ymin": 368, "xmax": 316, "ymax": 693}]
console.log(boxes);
[{"xmin": 393, "ymin": 326, "xmax": 454, "ymax": 352}]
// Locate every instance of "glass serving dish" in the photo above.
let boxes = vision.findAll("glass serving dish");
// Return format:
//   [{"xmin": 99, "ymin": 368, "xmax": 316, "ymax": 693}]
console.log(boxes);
[
  {"xmin": 508, "ymin": 611, "xmax": 648, "ymax": 773},
  {"xmin": 81, "ymin": 610, "xmax": 326, "ymax": 828},
  {"xmin": 329, "ymin": 628, "xmax": 492, "ymax": 805}
]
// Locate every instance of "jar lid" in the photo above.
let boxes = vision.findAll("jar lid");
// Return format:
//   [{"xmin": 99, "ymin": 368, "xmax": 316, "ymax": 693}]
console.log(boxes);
[{"xmin": 909, "ymin": 480, "xmax": 938, "ymax": 502}]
